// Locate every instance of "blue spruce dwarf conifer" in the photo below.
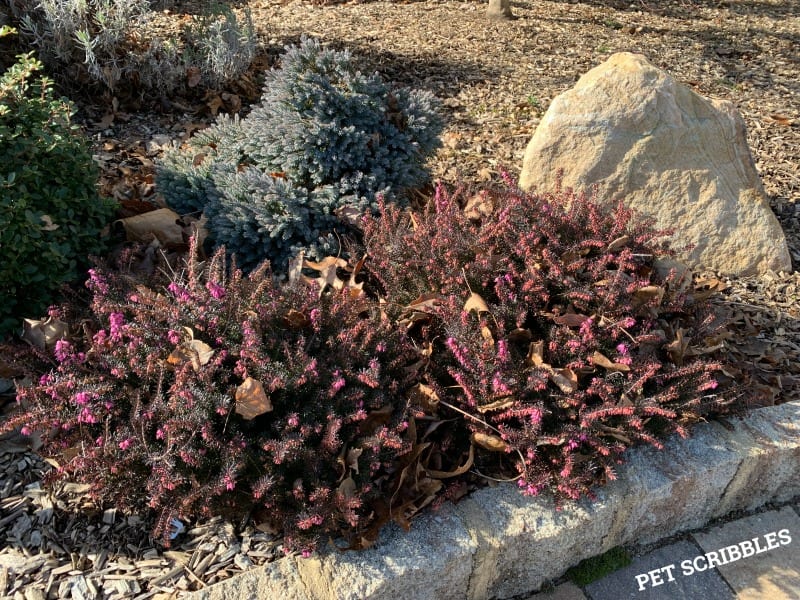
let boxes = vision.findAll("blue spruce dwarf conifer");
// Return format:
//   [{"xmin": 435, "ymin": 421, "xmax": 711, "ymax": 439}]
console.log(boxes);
[{"xmin": 157, "ymin": 37, "xmax": 442, "ymax": 272}]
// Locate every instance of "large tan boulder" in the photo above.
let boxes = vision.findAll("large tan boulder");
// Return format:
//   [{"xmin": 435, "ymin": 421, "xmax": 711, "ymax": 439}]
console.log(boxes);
[{"xmin": 519, "ymin": 52, "xmax": 791, "ymax": 276}]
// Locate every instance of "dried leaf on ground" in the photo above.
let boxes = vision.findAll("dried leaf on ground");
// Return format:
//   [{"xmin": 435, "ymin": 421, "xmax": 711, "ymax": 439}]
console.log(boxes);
[{"xmin": 117, "ymin": 208, "xmax": 183, "ymax": 247}]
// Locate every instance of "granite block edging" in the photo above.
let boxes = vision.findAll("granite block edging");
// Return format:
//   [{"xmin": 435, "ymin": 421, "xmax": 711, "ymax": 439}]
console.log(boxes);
[{"xmin": 189, "ymin": 400, "xmax": 799, "ymax": 600}]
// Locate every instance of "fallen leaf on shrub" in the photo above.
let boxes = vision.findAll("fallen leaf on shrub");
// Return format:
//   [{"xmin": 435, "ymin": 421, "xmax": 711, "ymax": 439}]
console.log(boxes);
[
  {"xmin": 407, "ymin": 292, "xmax": 442, "ymax": 312},
  {"xmin": 598, "ymin": 424, "xmax": 632, "ymax": 445},
  {"xmin": 592, "ymin": 351, "xmax": 631, "ymax": 372},
  {"xmin": 471, "ymin": 432, "xmax": 509, "ymax": 452},
  {"xmin": 399, "ymin": 293, "xmax": 442, "ymax": 329},
  {"xmin": 346, "ymin": 254, "xmax": 367, "ymax": 298},
  {"xmin": 464, "ymin": 190, "xmax": 495, "ymax": 220},
  {"xmin": 634, "ymin": 285, "xmax": 664, "ymax": 304},
  {"xmin": 464, "ymin": 292, "xmax": 490, "ymax": 314},
  {"xmin": 345, "ymin": 447, "xmax": 362, "ymax": 474},
  {"xmin": 561, "ymin": 247, "xmax": 590, "ymax": 263},
  {"xmin": 337, "ymin": 476, "xmax": 357, "ymax": 499},
  {"xmin": 283, "ymin": 309, "xmax": 309, "ymax": 329},
  {"xmin": 526, "ymin": 340, "xmax": 545, "ymax": 367},
  {"xmin": 178, "ymin": 213, "xmax": 209, "ymax": 250},
  {"xmin": 427, "ymin": 445, "xmax": 474, "ymax": 479},
  {"xmin": 666, "ymin": 328, "xmax": 690, "ymax": 365},
  {"xmin": 549, "ymin": 368, "xmax": 578, "ymax": 393},
  {"xmin": 335, "ymin": 204, "xmax": 362, "ymax": 227},
  {"xmin": 476, "ymin": 397, "xmax": 516, "ymax": 413},
  {"xmin": 653, "ymin": 258, "xmax": 692, "ymax": 294},
  {"xmin": 254, "ymin": 519, "xmax": 281, "ymax": 535},
  {"xmin": 407, "ymin": 383, "xmax": 440, "ymax": 411},
  {"xmin": 388, "ymin": 438, "xmax": 442, "ymax": 531},
  {"xmin": 617, "ymin": 393, "xmax": 634, "ymax": 408},
  {"xmin": 288, "ymin": 251, "xmax": 304, "ymax": 284},
  {"xmin": 302, "ymin": 255, "xmax": 349, "ymax": 295},
  {"xmin": 552, "ymin": 312, "xmax": 590, "ymax": 327},
  {"xmin": 358, "ymin": 404, "xmax": 393, "ymax": 433},
  {"xmin": 22, "ymin": 316, "xmax": 69, "ymax": 350},
  {"xmin": 167, "ymin": 336, "xmax": 214, "ymax": 372},
  {"xmin": 235, "ymin": 377, "xmax": 272, "ymax": 420},
  {"xmin": 117, "ymin": 208, "xmax": 183, "ymax": 247},
  {"xmin": 606, "ymin": 235, "xmax": 631, "ymax": 252}
]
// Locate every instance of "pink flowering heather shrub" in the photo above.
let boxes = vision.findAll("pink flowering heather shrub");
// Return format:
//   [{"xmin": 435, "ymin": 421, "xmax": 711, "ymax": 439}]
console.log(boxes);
[
  {"xmin": 361, "ymin": 181, "xmax": 732, "ymax": 503},
  {"xmin": 2, "ymin": 239, "xmax": 417, "ymax": 553}
]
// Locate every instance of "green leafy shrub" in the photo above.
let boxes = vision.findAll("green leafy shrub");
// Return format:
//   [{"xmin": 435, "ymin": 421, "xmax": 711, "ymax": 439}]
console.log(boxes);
[
  {"xmin": 0, "ymin": 50, "xmax": 115, "ymax": 335},
  {"xmin": 2, "ymin": 240, "xmax": 417, "ymax": 553},
  {"xmin": 157, "ymin": 37, "xmax": 443, "ymax": 271},
  {"xmin": 7, "ymin": 0, "xmax": 256, "ymax": 95},
  {"xmin": 360, "ymin": 180, "xmax": 733, "ymax": 503}
]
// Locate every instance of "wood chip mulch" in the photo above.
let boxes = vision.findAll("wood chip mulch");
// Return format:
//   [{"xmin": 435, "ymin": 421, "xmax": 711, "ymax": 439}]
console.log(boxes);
[{"xmin": 1, "ymin": 0, "xmax": 798, "ymax": 597}]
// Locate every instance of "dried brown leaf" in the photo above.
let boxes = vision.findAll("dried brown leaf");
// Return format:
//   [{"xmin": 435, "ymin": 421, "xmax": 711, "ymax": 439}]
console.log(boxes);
[
  {"xmin": 283, "ymin": 309, "xmax": 310, "ymax": 329},
  {"xmin": 592, "ymin": 351, "xmax": 631, "ymax": 372},
  {"xmin": 303, "ymin": 256, "xmax": 349, "ymax": 294},
  {"xmin": 358, "ymin": 404, "xmax": 393, "ymax": 433},
  {"xmin": 606, "ymin": 235, "xmax": 631, "ymax": 252},
  {"xmin": 337, "ymin": 476, "xmax": 357, "ymax": 499},
  {"xmin": 117, "ymin": 208, "xmax": 183, "ymax": 247},
  {"xmin": 22, "ymin": 316, "xmax": 69, "ymax": 350},
  {"xmin": 527, "ymin": 340, "xmax": 545, "ymax": 367},
  {"xmin": 464, "ymin": 190, "xmax": 495, "ymax": 220},
  {"xmin": 552, "ymin": 312, "xmax": 590, "ymax": 327},
  {"xmin": 235, "ymin": 377, "xmax": 272, "ymax": 420},
  {"xmin": 407, "ymin": 383, "xmax": 440, "ymax": 411},
  {"xmin": 666, "ymin": 327, "xmax": 690, "ymax": 366},
  {"xmin": 476, "ymin": 397, "xmax": 515, "ymax": 413},
  {"xmin": 427, "ymin": 445, "xmax": 474, "ymax": 479},
  {"xmin": 634, "ymin": 285, "xmax": 665, "ymax": 304},
  {"xmin": 471, "ymin": 432, "xmax": 509, "ymax": 452},
  {"xmin": 167, "ymin": 336, "xmax": 214, "ymax": 372},
  {"xmin": 464, "ymin": 292, "xmax": 490, "ymax": 314},
  {"xmin": 549, "ymin": 368, "xmax": 578, "ymax": 393}
]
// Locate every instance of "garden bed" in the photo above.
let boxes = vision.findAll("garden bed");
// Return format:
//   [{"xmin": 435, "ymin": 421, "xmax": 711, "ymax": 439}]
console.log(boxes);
[{"xmin": 1, "ymin": 1, "xmax": 798, "ymax": 598}]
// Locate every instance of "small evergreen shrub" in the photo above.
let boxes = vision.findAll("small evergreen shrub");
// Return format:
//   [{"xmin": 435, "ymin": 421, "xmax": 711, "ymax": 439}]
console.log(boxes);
[
  {"xmin": 157, "ymin": 37, "xmax": 443, "ymax": 272},
  {"xmin": 183, "ymin": 3, "xmax": 256, "ymax": 90},
  {"xmin": 7, "ymin": 0, "xmax": 256, "ymax": 95},
  {"xmin": 2, "ymin": 240, "xmax": 417, "ymax": 553},
  {"xmin": 0, "ymin": 49, "xmax": 115, "ymax": 335},
  {"xmin": 361, "ymin": 180, "xmax": 732, "ymax": 503}
]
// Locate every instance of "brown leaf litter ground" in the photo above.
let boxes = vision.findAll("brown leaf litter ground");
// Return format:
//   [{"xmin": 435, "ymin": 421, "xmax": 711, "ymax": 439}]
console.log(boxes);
[{"xmin": 1, "ymin": 1, "xmax": 798, "ymax": 597}]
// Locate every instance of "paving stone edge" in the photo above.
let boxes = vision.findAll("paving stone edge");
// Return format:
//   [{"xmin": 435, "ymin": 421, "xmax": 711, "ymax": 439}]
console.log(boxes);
[{"xmin": 188, "ymin": 400, "xmax": 800, "ymax": 600}]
